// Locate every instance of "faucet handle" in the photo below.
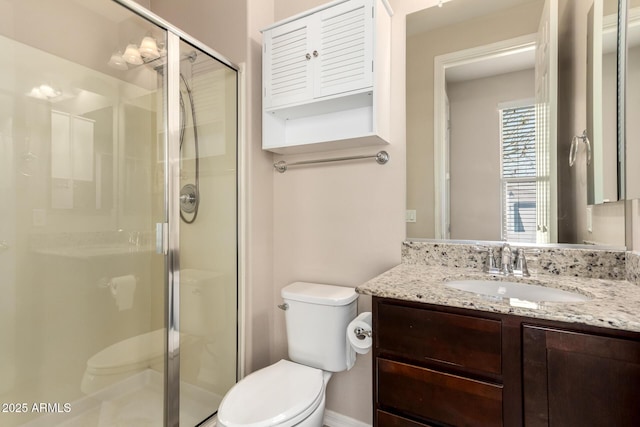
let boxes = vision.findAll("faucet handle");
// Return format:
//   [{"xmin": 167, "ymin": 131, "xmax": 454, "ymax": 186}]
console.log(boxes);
[
  {"xmin": 474, "ymin": 245, "xmax": 499, "ymax": 274},
  {"xmin": 513, "ymin": 248, "xmax": 530, "ymax": 277}
]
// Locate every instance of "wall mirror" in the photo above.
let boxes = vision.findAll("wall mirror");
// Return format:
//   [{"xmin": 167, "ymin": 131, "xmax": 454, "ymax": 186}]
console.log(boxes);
[{"xmin": 406, "ymin": 0, "xmax": 631, "ymax": 248}]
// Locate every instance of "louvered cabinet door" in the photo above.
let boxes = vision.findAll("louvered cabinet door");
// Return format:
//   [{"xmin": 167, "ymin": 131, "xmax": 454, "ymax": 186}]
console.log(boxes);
[
  {"xmin": 263, "ymin": 17, "xmax": 314, "ymax": 109},
  {"xmin": 314, "ymin": 0, "xmax": 373, "ymax": 99}
]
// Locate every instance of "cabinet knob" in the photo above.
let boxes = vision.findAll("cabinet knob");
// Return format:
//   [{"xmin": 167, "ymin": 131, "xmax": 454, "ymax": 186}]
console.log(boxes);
[
  {"xmin": 305, "ymin": 53, "xmax": 311, "ymax": 60},
  {"xmin": 313, "ymin": 50, "xmax": 319, "ymax": 57}
]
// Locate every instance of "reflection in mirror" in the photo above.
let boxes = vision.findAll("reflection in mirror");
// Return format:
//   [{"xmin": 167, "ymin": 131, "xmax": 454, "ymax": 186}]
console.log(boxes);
[
  {"xmin": 50, "ymin": 107, "xmax": 115, "ymax": 212},
  {"xmin": 627, "ymin": 0, "xmax": 640, "ymax": 201},
  {"xmin": 627, "ymin": 0, "xmax": 640, "ymax": 250},
  {"xmin": 406, "ymin": 0, "xmax": 626, "ymax": 248},
  {"xmin": 587, "ymin": 0, "xmax": 620, "ymax": 206}
]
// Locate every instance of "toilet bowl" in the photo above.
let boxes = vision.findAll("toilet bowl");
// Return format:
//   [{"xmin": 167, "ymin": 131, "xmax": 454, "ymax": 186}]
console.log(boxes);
[
  {"xmin": 81, "ymin": 329, "xmax": 202, "ymax": 395},
  {"xmin": 81, "ymin": 329, "xmax": 165, "ymax": 394},
  {"xmin": 217, "ymin": 360, "xmax": 332, "ymax": 427},
  {"xmin": 217, "ymin": 282, "xmax": 360, "ymax": 427}
]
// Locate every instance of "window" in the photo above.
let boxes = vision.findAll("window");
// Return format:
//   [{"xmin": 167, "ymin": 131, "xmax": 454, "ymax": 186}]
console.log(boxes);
[{"xmin": 500, "ymin": 102, "xmax": 536, "ymax": 243}]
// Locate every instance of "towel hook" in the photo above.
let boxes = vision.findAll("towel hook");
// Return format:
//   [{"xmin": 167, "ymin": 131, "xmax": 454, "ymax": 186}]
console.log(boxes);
[{"xmin": 569, "ymin": 130, "xmax": 591, "ymax": 167}]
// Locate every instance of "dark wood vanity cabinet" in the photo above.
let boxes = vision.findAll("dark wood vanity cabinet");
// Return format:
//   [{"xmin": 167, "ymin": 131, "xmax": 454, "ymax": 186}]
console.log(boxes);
[
  {"xmin": 373, "ymin": 297, "xmax": 640, "ymax": 427},
  {"xmin": 374, "ymin": 298, "xmax": 510, "ymax": 427},
  {"xmin": 522, "ymin": 325, "xmax": 640, "ymax": 427}
]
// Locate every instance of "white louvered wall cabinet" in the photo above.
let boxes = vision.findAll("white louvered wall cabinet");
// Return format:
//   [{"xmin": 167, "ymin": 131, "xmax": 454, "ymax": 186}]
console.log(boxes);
[{"xmin": 261, "ymin": 0, "xmax": 392, "ymax": 153}]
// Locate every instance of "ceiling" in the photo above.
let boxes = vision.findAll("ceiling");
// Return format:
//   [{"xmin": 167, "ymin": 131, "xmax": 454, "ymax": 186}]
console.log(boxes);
[{"xmin": 407, "ymin": 0, "xmax": 537, "ymax": 36}]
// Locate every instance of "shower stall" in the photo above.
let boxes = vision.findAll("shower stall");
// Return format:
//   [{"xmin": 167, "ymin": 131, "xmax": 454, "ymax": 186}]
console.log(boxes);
[{"xmin": 0, "ymin": 0, "xmax": 238, "ymax": 426}]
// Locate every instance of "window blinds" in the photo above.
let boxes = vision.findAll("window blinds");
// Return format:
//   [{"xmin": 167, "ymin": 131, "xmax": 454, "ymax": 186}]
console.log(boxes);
[{"xmin": 501, "ymin": 105, "xmax": 537, "ymax": 243}]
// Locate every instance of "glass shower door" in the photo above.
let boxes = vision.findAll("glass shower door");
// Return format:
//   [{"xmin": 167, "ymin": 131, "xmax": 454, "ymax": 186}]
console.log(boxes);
[
  {"xmin": 0, "ymin": 1, "xmax": 168, "ymax": 425},
  {"xmin": 176, "ymin": 39, "xmax": 238, "ymax": 426},
  {"xmin": 0, "ymin": 1, "xmax": 238, "ymax": 425}
]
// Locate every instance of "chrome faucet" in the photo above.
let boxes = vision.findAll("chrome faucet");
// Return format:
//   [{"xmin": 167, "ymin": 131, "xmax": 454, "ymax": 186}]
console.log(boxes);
[{"xmin": 478, "ymin": 243, "xmax": 530, "ymax": 277}]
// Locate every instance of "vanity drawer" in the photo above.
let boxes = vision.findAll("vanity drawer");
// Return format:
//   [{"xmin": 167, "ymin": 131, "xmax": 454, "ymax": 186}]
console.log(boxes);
[
  {"xmin": 376, "ymin": 302, "xmax": 502, "ymax": 375},
  {"xmin": 377, "ymin": 358, "xmax": 503, "ymax": 427},
  {"xmin": 376, "ymin": 409, "xmax": 435, "ymax": 427}
]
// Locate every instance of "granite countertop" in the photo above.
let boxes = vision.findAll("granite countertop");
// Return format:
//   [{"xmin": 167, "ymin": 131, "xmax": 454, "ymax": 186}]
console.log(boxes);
[{"xmin": 356, "ymin": 263, "xmax": 640, "ymax": 333}]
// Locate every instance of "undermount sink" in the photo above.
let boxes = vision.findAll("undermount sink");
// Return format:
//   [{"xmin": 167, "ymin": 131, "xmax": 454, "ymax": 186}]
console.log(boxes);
[{"xmin": 445, "ymin": 279, "xmax": 591, "ymax": 306}]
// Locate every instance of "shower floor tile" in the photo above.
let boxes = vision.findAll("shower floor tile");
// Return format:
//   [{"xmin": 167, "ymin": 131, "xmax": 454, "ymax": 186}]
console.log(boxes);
[{"xmin": 23, "ymin": 370, "xmax": 222, "ymax": 427}]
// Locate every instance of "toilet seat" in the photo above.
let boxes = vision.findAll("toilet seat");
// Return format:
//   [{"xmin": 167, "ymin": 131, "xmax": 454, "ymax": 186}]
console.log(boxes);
[
  {"xmin": 85, "ymin": 329, "xmax": 165, "ymax": 376},
  {"xmin": 217, "ymin": 359, "xmax": 325, "ymax": 427}
]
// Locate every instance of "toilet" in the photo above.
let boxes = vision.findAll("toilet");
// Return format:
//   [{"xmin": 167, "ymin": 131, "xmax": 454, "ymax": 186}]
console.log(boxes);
[
  {"xmin": 81, "ymin": 269, "xmax": 223, "ymax": 394},
  {"xmin": 217, "ymin": 282, "xmax": 359, "ymax": 427},
  {"xmin": 81, "ymin": 328, "xmax": 165, "ymax": 394}
]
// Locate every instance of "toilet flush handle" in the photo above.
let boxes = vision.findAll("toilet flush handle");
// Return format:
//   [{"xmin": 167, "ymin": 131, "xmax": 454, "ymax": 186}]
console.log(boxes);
[{"xmin": 277, "ymin": 303, "xmax": 289, "ymax": 311}]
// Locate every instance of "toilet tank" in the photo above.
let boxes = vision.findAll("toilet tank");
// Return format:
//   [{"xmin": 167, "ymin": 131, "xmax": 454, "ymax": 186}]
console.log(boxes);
[{"xmin": 281, "ymin": 282, "xmax": 358, "ymax": 372}]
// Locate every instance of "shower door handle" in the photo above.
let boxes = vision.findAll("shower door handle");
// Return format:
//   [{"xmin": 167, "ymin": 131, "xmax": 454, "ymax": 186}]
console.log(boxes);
[
  {"xmin": 156, "ymin": 223, "xmax": 168, "ymax": 255},
  {"xmin": 0, "ymin": 241, "xmax": 9, "ymax": 252}
]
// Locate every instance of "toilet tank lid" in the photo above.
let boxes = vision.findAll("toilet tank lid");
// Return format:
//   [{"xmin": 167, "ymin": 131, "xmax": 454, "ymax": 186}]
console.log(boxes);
[{"xmin": 281, "ymin": 282, "xmax": 357, "ymax": 306}]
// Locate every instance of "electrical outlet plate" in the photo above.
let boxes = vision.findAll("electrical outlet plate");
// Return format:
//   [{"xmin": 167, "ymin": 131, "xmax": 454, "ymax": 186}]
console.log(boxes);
[{"xmin": 406, "ymin": 210, "xmax": 416, "ymax": 223}]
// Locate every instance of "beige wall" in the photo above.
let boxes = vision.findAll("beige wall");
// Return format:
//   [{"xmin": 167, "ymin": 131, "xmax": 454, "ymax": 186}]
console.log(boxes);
[
  {"xmin": 448, "ymin": 69, "xmax": 535, "ymax": 241},
  {"xmin": 270, "ymin": 0, "xmax": 406, "ymax": 422},
  {"xmin": 243, "ymin": 0, "xmax": 277, "ymax": 375},
  {"xmin": 406, "ymin": 0, "xmax": 544, "ymax": 239}
]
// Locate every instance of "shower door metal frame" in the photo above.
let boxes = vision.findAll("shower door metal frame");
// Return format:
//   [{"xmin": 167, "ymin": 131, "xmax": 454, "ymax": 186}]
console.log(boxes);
[
  {"xmin": 111, "ymin": 1, "xmax": 240, "ymax": 426},
  {"xmin": 166, "ymin": 32, "xmax": 181, "ymax": 427}
]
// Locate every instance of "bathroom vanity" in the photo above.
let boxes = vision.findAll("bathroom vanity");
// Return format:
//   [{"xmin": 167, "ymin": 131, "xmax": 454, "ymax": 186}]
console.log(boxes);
[
  {"xmin": 372, "ymin": 297, "xmax": 640, "ymax": 427},
  {"xmin": 358, "ymin": 242, "xmax": 640, "ymax": 427}
]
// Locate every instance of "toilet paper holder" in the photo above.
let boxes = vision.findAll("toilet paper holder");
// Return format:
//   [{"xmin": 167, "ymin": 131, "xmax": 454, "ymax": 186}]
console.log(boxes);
[{"xmin": 353, "ymin": 326, "xmax": 372, "ymax": 341}]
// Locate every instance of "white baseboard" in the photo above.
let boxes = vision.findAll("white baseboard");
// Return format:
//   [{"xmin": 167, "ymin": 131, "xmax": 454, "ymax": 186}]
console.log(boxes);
[
  {"xmin": 204, "ymin": 409, "xmax": 371, "ymax": 427},
  {"xmin": 323, "ymin": 410, "xmax": 372, "ymax": 427}
]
